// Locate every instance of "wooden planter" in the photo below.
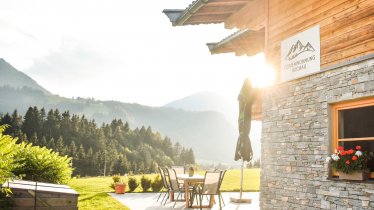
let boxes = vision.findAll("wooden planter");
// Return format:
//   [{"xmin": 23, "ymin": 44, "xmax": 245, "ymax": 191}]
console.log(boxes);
[
  {"xmin": 339, "ymin": 170, "xmax": 369, "ymax": 181},
  {"xmin": 115, "ymin": 183, "xmax": 126, "ymax": 194}
]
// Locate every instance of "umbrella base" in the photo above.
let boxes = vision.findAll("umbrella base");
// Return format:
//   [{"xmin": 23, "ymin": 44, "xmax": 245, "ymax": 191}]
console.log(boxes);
[{"xmin": 230, "ymin": 196, "xmax": 252, "ymax": 203}]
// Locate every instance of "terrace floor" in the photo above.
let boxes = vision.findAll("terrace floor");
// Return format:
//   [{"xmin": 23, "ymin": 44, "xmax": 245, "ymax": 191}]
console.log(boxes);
[{"xmin": 109, "ymin": 192, "xmax": 259, "ymax": 210}]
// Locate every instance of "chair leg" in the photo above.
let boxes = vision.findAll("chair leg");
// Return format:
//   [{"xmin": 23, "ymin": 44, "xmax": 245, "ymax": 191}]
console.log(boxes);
[
  {"xmin": 218, "ymin": 194, "xmax": 222, "ymax": 210},
  {"xmin": 161, "ymin": 192, "xmax": 167, "ymax": 204},
  {"xmin": 156, "ymin": 192, "xmax": 162, "ymax": 202},
  {"xmin": 173, "ymin": 192, "xmax": 180, "ymax": 208},
  {"xmin": 163, "ymin": 192, "xmax": 169, "ymax": 205},
  {"xmin": 199, "ymin": 194, "xmax": 203, "ymax": 210},
  {"xmin": 220, "ymin": 193, "xmax": 225, "ymax": 206}
]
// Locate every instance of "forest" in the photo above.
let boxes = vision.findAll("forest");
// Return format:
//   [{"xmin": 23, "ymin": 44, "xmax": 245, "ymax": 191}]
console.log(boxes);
[{"xmin": 0, "ymin": 106, "xmax": 195, "ymax": 177}]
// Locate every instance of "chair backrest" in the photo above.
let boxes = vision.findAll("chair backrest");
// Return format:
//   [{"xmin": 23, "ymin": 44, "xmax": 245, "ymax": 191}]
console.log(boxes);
[
  {"xmin": 167, "ymin": 168, "xmax": 180, "ymax": 191},
  {"xmin": 158, "ymin": 166, "xmax": 169, "ymax": 189},
  {"xmin": 171, "ymin": 166, "xmax": 185, "ymax": 174},
  {"xmin": 201, "ymin": 171, "xmax": 222, "ymax": 195},
  {"xmin": 218, "ymin": 170, "xmax": 227, "ymax": 190}
]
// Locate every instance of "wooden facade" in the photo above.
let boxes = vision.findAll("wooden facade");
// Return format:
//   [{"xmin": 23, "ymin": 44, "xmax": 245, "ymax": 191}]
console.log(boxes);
[
  {"xmin": 266, "ymin": 0, "xmax": 374, "ymax": 77},
  {"xmin": 165, "ymin": 0, "xmax": 374, "ymax": 81}
]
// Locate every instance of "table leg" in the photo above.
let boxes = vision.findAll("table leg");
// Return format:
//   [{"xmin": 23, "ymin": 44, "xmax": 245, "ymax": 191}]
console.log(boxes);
[
  {"xmin": 184, "ymin": 181, "xmax": 190, "ymax": 208},
  {"xmin": 169, "ymin": 191, "xmax": 174, "ymax": 202}
]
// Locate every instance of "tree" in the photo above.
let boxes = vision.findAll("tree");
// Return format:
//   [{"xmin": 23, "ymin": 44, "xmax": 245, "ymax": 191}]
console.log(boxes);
[
  {"xmin": 40, "ymin": 136, "xmax": 47, "ymax": 147},
  {"xmin": 0, "ymin": 113, "xmax": 12, "ymax": 135},
  {"xmin": 30, "ymin": 133, "xmax": 38, "ymax": 145},
  {"xmin": 55, "ymin": 136, "xmax": 66, "ymax": 155},
  {"xmin": 68, "ymin": 141, "xmax": 77, "ymax": 158}
]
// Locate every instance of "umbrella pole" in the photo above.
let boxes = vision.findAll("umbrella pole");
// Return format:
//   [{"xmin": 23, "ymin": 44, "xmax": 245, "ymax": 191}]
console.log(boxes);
[
  {"xmin": 230, "ymin": 159, "xmax": 252, "ymax": 203},
  {"xmin": 240, "ymin": 160, "xmax": 244, "ymax": 199}
]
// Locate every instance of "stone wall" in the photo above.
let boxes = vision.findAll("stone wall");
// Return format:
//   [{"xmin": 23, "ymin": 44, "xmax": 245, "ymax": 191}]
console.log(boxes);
[{"xmin": 260, "ymin": 58, "xmax": 374, "ymax": 210}]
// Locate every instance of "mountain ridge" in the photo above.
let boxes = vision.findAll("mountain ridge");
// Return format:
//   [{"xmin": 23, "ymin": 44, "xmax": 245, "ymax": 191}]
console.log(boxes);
[
  {"xmin": 0, "ymin": 59, "xmax": 237, "ymax": 163},
  {"xmin": 0, "ymin": 58, "xmax": 51, "ymax": 94}
]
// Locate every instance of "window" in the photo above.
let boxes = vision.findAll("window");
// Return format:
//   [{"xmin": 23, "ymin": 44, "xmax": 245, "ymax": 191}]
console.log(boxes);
[{"xmin": 332, "ymin": 97, "xmax": 374, "ymax": 178}]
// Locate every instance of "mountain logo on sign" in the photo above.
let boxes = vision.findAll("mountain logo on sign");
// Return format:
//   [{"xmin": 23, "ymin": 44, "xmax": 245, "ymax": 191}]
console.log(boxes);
[{"xmin": 285, "ymin": 40, "xmax": 315, "ymax": 61}]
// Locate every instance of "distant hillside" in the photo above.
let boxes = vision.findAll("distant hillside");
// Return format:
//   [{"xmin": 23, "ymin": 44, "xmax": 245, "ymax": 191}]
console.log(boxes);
[
  {"xmin": 0, "ymin": 59, "xmax": 237, "ymax": 163},
  {"xmin": 164, "ymin": 91, "xmax": 262, "ymax": 163},
  {"xmin": 164, "ymin": 91, "xmax": 237, "ymax": 125},
  {"xmin": 0, "ymin": 58, "xmax": 50, "ymax": 94}
]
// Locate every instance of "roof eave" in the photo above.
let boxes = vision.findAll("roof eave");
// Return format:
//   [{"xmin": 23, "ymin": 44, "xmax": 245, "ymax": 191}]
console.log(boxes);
[
  {"xmin": 163, "ymin": 0, "xmax": 209, "ymax": 26},
  {"xmin": 206, "ymin": 29, "xmax": 265, "ymax": 56},
  {"xmin": 207, "ymin": 29, "xmax": 250, "ymax": 54}
]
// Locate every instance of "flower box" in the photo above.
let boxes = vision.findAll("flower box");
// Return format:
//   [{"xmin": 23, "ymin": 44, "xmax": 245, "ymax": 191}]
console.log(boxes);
[
  {"xmin": 326, "ymin": 145, "xmax": 373, "ymax": 180},
  {"xmin": 339, "ymin": 170, "xmax": 369, "ymax": 181}
]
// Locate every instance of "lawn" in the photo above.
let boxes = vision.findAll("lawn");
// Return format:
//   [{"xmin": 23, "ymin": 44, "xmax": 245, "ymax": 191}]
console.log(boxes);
[
  {"xmin": 68, "ymin": 168, "xmax": 260, "ymax": 209},
  {"xmin": 68, "ymin": 177, "xmax": 130, "ymax": 210}
]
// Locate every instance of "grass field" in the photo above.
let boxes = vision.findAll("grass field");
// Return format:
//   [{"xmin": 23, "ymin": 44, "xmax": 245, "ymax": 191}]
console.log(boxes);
[{"xmin": 68, "ymin": 168, "xmax": 260, "ymax": 210}]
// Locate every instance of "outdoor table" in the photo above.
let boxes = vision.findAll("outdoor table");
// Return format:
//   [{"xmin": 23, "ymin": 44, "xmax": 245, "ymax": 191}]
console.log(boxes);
[{"xmin": 177, "ymin": 174, "xmax": 215, "ymax": 208}]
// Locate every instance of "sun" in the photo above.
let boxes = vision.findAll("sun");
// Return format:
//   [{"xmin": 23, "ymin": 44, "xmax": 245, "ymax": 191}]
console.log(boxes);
[{"xmin": 246, "ymin": 54, "xmax": 275, "ymax": 88}]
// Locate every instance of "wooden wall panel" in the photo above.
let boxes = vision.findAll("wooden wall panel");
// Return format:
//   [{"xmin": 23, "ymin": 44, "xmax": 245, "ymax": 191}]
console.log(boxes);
[{"xmin": 266, "ymin": 0, "xmax": 374, "ymax": 77}]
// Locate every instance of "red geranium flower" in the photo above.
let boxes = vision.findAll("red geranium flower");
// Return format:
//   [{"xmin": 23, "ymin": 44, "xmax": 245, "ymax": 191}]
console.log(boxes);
[
  {"xmin": 346, "ymin": 160, "xmax": 350, "ymax": 165},
  {"xmin": 340, "ymin": 150, "xmax": 346, "ymax": 156},
  {"xmin": 348, "ymin": 149, "xmax": 354, "ymax": 155},
  {"xmin": 352, "ymin": 156, "xmax": 358, "ymax": 161},
  {"xmin": 356, "ymin": 145, "xmax": 362, "ymax": 150},
  {"xmin": 337, "ymin": 146, "xmax": 344, "ymax": 151}
]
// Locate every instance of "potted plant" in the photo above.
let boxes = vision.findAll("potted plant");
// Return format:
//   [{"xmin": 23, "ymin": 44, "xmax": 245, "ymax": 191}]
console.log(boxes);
[
  {"xmin": 326, "ymin": 145, "xmax": 373, "ymax": 180},
  {"xmin": 111, "ymin": 174, "xmax": 127, "ymax": 194}
]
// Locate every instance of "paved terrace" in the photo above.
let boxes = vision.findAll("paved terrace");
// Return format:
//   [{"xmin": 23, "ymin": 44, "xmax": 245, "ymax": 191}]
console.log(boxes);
[{"xmin": 110, "ymin": 192, "xmax": 259, "ymax": 210}]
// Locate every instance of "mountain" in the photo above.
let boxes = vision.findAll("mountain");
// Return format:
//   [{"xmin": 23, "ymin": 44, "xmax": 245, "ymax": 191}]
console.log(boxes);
[
  {"xmin": 163, "ymin": 92, "xmax": 262, "ymax": 163},
  {"xmin": 0, "ymin": 58, "xmax": 50, "ymax": 94},
  {"xmin": 285, "ymin": 40, "xmax": 315, "ymax": 61},
  {"xmin": 164, "ymin": 91, "xmax": 237, "ymax": 127},
  {"xmin": 0, "ymin": 59, "xmax": 237, "ymax": 163}
]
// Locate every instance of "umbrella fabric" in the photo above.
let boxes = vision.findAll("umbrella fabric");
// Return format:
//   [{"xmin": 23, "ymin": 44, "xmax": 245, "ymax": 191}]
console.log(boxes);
[{"xmin": 234, "ymin": 78, "xmax": 257, "ymax": 162}]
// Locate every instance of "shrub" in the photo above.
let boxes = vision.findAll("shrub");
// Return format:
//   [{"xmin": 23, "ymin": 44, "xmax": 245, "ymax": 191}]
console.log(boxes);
[
  {"xmin": 110, "ymin": 174, "xmax": 126, "ymax": 190},
  {"xmin": 0, "ymin": 125, "xmax": 19, "ymax": 181},
  {"xmin": 128, "ymin": 176, "xmax": 139, "ymax": 192},
  {"xmin": 0, "ymin": 125, "xmax": 21, "ymax": 197},
  {"xmin": 151, "ymin": 175, "xmax": 163, "ymax": 192},
  {"xmin": 112, "ymin": 174, "xmax": 121, "ymax": 183},
  {"xmin": 13, "ymin": 143, "xmax": 72, "ymax": 184},
  {"xmin": 140, "ymin": 175, "xmax": 151, "ymax": 192}
]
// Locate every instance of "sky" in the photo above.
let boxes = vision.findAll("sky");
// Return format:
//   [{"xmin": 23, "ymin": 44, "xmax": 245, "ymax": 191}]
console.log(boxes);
[{"xmin": 0, "ymin": 0, "xmax": 271, "ymax": 107}]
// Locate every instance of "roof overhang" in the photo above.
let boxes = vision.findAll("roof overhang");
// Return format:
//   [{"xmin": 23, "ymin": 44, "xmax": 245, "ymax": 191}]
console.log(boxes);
[
  {"xmin": 163, "ymin": 0, "xmax": 251, "ymax": 26},
  {"xmin": 207, "ymin": 29, "xmax": 264, "ymax": 56}
]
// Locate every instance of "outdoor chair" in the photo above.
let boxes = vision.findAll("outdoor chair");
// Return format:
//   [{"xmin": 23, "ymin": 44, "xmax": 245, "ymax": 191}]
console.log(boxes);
[
  {"xmin": 171, "ymin": 166, "xmax": 185, "ymax": 174},
  {"xmin": 193, "ymin": 171, "xmax": 223, "ymax": 210},
  {"xmin": 218, "ymin": 170, "xmax": 227, "ymax": 207},
  {"xmin": 171, "ymin": 166, "xmax": 185, "ymax": 186},
  {"xmin": 167, "ymin": 168, "xmax": 187, "ymax": 208},
  {"xmin": 157, "ymin": 166, "xmax": 171, "ymax": 205},
  {"xmin": 162, "ymin": 167, "xmax": 171, "ymax": 205}
]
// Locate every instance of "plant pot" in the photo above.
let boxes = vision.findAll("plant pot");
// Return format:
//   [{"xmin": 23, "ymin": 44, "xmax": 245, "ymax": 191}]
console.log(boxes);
[
  {"xmin": 339, "ymin": 170, "xmax": 369, "ymax": 181},
  {"xmin": 115, "ymin": 183, "xmax": 126, "ymax": 194},
  {"xmin": 188, "ymin": 167, "xmax": 194, "ymax": 177}
]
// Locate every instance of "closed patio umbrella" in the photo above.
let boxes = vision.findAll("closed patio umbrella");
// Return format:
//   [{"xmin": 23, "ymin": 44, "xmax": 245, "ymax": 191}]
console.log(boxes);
[
  {"xmin": 231, "ymin": 78, "xmax": 257, "ymax": 203},
  {"xmin": 235, "ymin": 78, "xmax": 255, "ymax": 162}
]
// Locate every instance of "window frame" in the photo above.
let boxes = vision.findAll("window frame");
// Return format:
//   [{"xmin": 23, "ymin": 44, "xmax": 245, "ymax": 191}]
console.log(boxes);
[{"xmin": 331, "ymin": 97, "xmax": 374, "ymax": 178}]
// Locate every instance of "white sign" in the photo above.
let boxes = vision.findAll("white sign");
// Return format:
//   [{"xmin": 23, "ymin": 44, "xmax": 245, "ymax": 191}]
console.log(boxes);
[{"xmin": 281, "ymin": 25, "xmax": 320, "ymax": 82}]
